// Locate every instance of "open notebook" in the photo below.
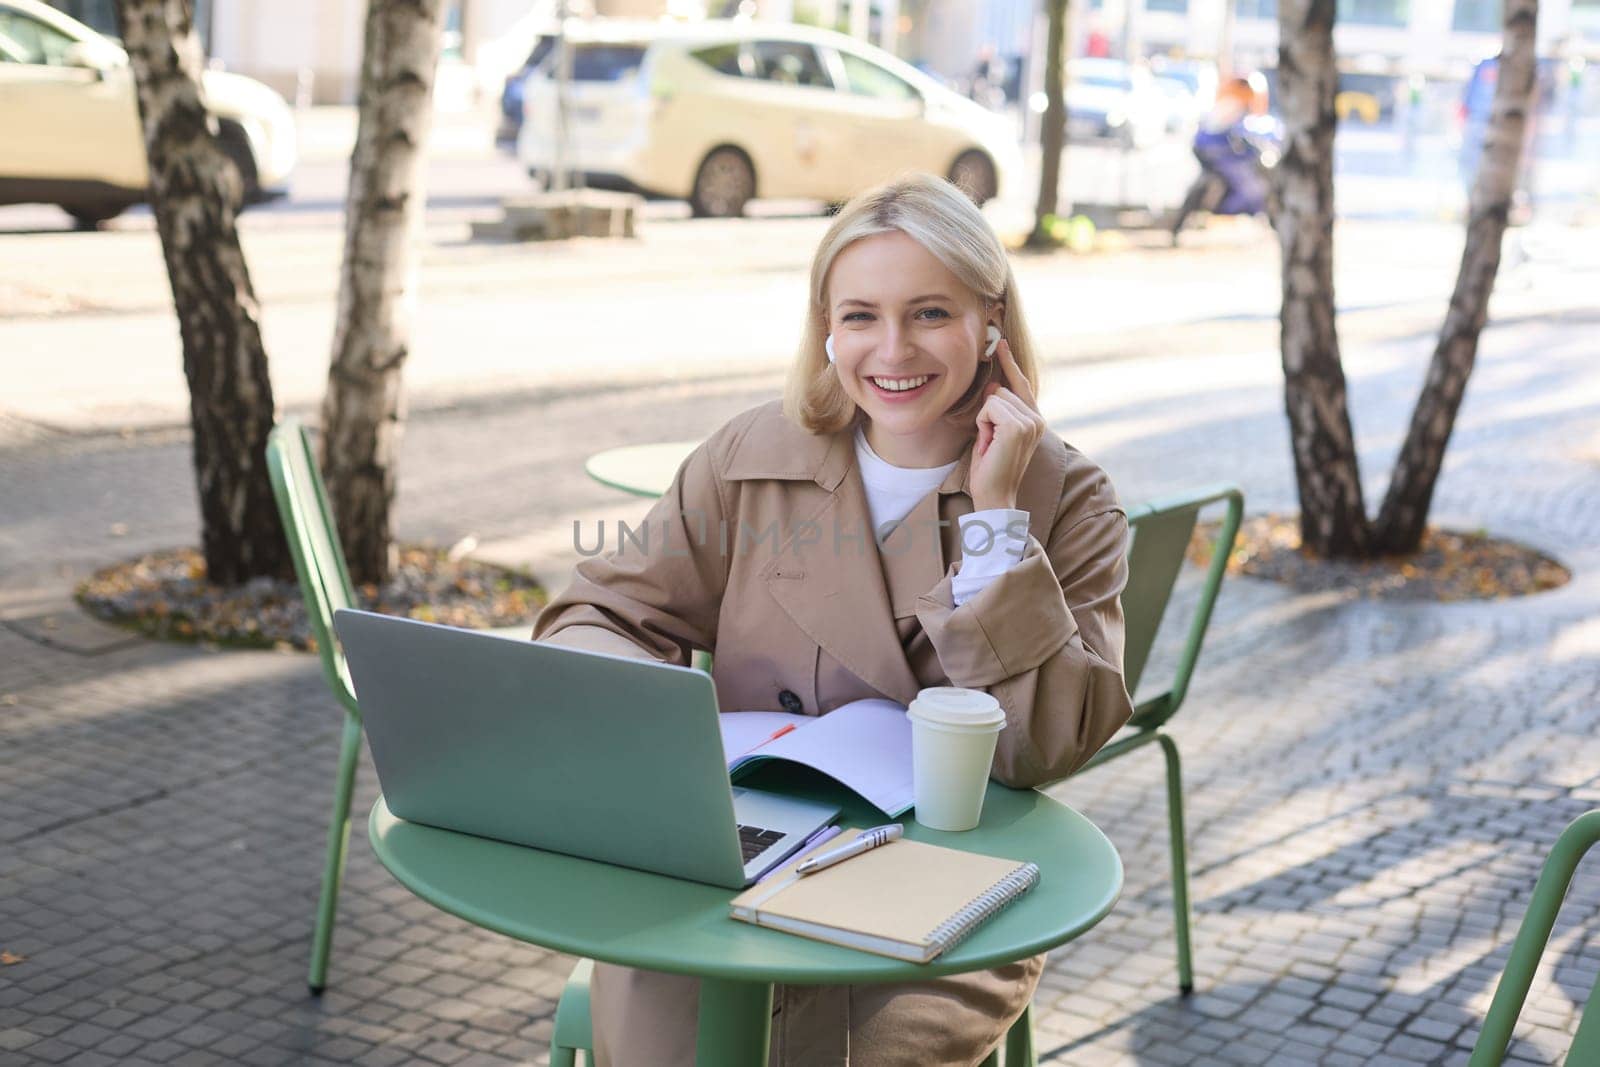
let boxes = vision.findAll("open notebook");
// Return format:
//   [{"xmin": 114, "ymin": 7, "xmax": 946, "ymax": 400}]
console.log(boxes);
[
  {"xmin": 729, "ymin": 829, "xmax": 1040, "ymax": 963},
  {"xmin": 718, "ymin": 699, "xmax": 914, "ymax": 816}
]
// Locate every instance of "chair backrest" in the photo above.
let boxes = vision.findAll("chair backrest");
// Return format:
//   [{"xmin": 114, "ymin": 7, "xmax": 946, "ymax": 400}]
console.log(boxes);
[
  {"xmin": 1120, "ymin": 484, "xmax": 1243, "ymax": 731},
  {"xmin": 1470, "ymin": 810, "xmax": 1600, "ymax": 1066},
  {"xmin": 265, "ymin": 420, "xmax": 360, "ymax": 717}
]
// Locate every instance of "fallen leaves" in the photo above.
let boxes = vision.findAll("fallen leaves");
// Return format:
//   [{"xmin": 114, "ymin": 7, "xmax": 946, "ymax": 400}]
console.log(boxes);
[
  {"xmin": 75, "ymin": 545, "xmax": 548, "ymax": 651},
  {"xmin": 1188, "ymin": 514, "xmax": 1571, "ymax": 602},
  {"xmin": 0, "ymin": 950, "xmax": 25, "ymax": 966}
]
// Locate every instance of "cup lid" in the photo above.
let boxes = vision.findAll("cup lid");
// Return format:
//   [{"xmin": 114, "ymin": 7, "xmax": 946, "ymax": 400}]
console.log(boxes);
[{"xmin": 907, "ymin": 687, "xmax": 1005, "ymax": 729}]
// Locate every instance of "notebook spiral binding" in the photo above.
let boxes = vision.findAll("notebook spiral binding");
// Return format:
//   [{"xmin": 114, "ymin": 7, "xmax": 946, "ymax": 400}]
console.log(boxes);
[{"xmin": 923, "ymin": 862, "xmax": 1041, "ymax": 954}]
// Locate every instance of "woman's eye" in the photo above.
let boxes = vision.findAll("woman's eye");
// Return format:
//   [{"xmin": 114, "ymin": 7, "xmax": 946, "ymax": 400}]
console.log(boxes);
[
  {"xmin": 841, "ymin": 312, "xmax": 872, "ymax": 323},
  {"xmin": 915, "ymin": 307, "xmax": 950, "ymax": 320}
]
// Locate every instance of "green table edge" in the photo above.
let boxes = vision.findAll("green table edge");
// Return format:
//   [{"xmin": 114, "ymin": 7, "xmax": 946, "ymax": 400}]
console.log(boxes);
[
  {"xmin": 368, "ymin": 783, "xmax": 1123, "ymax": 986},
  {"xmin": 583, "ymin": 441, "xmax": 698, "ymax": 499}
]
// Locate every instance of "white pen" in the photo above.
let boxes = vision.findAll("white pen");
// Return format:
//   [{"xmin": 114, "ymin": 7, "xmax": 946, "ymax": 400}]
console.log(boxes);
[{"xmin": 795, "ymin": 823, "xmax": 903, "ymax": 877}]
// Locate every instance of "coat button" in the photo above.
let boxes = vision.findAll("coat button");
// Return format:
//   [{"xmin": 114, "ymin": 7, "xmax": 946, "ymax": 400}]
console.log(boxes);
[{"xmin": 778, "ymin": 689, "xmax": 803, "ymax": 714}]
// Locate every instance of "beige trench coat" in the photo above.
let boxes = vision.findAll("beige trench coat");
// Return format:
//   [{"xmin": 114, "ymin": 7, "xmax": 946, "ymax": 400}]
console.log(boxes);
[{"xmin": 533, "ymin": 399, "xmax": 1134, "ymax": 1067}]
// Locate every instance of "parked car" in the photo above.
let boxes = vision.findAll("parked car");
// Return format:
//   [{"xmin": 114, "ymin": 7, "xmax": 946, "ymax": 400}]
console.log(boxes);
[
  {"xmin": 1064, "ymin": 58, "xmax": 1169, "ymax": 148},
  {"xmin": 496, "ymin": 33, "xmax": 557, "ymax": 150},
  {"xmin": 515, "ymin": 19, "xmax": 1022, "ymax": 217},
  {"xmin": 0, "ymin": 0, "xmax": 296, "ymax": 228}
]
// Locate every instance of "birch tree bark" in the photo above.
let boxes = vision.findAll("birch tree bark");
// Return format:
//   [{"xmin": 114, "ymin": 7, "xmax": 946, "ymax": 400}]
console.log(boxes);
[
  {"xmin": 1274, "ymin": 0, "xmax": 1370, "ymax": 557},
  {"xmin": 1372, "ymin": 0, "xmax": 1539, "ymax": 554},
  {"xmin": 1028, "ymin": 0, "xmax": 1070, "ymax": 248},
  {"xmin": 320, "ymin": 0, "xmax": 448, "ymax": 585},
  {"xmin": 114, "ymin": 0, "xmax": 288, "ymax": 585}
]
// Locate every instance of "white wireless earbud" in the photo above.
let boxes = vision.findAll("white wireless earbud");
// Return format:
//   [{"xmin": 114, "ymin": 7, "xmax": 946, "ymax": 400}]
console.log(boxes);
[
  {"xmin": 984, "ymin": 325, "xmax": 1002, "ymax": 359},
  {"xmin": 825, "ymin": 334, "xmax": 836, "ymax": 364}
]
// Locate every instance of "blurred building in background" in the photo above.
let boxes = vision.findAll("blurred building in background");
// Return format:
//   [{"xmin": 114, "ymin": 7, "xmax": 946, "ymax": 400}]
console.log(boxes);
[
  {"xmin": 951, "ymin": 0, "xmax": 1600, "ymax": 80},
  {"xmin": 41, "ymin": 0, "xmax": 1600, "ymax": 108},
  {"xmin": 43, "ymin": 0, "xmax": 665, "ymax": 105},
  {"xmin": 1220, "ymin": 0, "xmax": 1600, "ymax": 75}
]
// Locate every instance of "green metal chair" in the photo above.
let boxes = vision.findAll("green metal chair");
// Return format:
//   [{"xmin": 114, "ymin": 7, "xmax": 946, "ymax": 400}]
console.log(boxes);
[
  {"xmin": 1078, "ymin": 483, "xmax": 1244, "ymax": 996},
  {"xmin": 980, "ymin": 483, "xmax": 1244, "ymax": 1067},
  {"xmin": 1468, "ymin": 809, "xmax": 1600, "ymax": 1066},
  {"xmin": 265, "ymin": 420, "xmax": 365, "ymax": 994},
  {"xmin": 268, "ymin": 420, "xmax": 601, "ymax": 1046}
]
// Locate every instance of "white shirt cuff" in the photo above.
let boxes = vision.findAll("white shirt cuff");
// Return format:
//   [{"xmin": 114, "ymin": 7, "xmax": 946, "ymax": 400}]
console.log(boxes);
[{"xmin": 951, "ymin": 509, "xmax": 1030, "ymax": 607}]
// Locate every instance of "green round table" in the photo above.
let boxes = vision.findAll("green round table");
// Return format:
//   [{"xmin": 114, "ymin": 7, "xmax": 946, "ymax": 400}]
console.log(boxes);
[
  {"xmin": 368, "ymin": 772, "xmax": 1122, "ymax": 1066},
  {"xmin": 584, "ymin": 440, "xmax": 698, "ymax": 498}
]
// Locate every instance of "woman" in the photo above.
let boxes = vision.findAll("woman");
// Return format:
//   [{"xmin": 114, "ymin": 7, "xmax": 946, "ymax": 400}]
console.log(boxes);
[{"xmin": 533, "ymin": 172, "xmax": 1135, "ymax": 1067}]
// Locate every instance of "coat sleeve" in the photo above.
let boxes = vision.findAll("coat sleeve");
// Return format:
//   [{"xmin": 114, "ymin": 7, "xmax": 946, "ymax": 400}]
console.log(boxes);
[
  {"xmin": 531, "ymin": 442, "xmax": 729, "ymax": 666},
  {"xmin": 913, "ymin": 498, "xmax": 1133, "ymax": 789}
]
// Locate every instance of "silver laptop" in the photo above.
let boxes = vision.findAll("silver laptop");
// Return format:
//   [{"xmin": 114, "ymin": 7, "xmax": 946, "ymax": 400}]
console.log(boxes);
[{"xmin": 333, "ymin": 609, "xmax": 839, "ymax": 888}]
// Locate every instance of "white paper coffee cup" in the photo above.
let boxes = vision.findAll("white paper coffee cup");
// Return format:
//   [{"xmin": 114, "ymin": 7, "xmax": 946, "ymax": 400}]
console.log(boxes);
[{"xmin": 907, "ymin": 687, "xmax": 1006, "ymax": 832}]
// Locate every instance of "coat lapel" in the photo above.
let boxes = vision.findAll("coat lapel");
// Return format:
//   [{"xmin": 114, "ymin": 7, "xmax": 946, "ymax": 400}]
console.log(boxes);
[
  {"xmin": 760, "ymin": 456, "xmax": 923, "ymax": 707},
  {"xmin": 727, "ymin": 416, "xmax": 920, "ymax": 706},
  {"xmin": 880, "ymin": 488, "xmax": 952, "ymax": 620}
]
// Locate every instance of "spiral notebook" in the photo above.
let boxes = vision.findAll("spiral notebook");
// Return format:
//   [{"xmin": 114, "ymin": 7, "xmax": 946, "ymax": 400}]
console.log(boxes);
[{"xmin": 728, "ymin": 829, "xmax": 1040, "ymax": 963}]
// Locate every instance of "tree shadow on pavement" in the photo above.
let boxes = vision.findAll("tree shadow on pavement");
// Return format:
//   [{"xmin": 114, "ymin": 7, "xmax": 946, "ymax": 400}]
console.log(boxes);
[{"xmin": 1034, "ymin": 950, "xmax": 1578, "ymax": 1065}]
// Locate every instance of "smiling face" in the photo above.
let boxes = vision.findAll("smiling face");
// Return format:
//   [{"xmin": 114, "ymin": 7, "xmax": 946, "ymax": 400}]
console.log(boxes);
[{"xmin": 826, "ymin": 230, "xmax": 1000, "ymax": 468}]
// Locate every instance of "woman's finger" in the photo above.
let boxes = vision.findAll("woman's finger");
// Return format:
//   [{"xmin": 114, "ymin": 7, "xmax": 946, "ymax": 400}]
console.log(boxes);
[
  {"xmin": 974, "ymin": 396, "xmax": 998, "ymax": 455},
  {"xmin": 991, "ymin": 388, "xmax": 1041, "ymax": 429},
  {"xmin": 994, "ymin": 341, "xmax": 1038, "ymax": 409},
  {"xmin": 983, "ymin": 397, "xmax": 1045, "ymax": 475},
  {"xmin": 984, "ymin": 398, "xmax": 1027, "ymax": 445}
]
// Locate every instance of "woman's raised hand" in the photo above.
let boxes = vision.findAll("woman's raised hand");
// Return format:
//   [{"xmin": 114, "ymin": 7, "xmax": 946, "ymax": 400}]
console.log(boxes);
[{"xmin": 969, "ymin": 339, "xmax": 1046, "ymax": 513}]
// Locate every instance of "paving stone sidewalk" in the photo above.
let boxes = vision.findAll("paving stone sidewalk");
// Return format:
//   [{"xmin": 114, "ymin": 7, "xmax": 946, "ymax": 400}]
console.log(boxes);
[{"xmin": 2, "ymin": 307, "xmax": 1598, "ymax": 1066}]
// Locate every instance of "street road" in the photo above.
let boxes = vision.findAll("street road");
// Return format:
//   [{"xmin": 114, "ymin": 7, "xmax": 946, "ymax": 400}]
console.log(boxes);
[
  {"xmin": 8, "ymin": 205, "xmax": 1577, "ymax": 435},
  {"xmin": 4, "ymin": 99, "xmax": 1595, "ymax": 236},
  {"xmin": 0, "ymin": 101, "xmax": 1595, "ymax": 437}
]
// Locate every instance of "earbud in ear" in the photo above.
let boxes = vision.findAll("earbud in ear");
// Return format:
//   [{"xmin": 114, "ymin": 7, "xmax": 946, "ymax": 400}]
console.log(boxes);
[
  {"xmin": 984, "ymin": 325, "xmax": 1002, "ymax": 359},
  {"xmin": 825, "ymin": 334, "xmax": 836, "ymax": 364}
]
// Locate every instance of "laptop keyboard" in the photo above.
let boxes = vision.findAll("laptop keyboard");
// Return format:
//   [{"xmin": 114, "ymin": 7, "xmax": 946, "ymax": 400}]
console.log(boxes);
[{"xmin": 737, "ymin": 823, "xmax": 785, "ymax": 863}]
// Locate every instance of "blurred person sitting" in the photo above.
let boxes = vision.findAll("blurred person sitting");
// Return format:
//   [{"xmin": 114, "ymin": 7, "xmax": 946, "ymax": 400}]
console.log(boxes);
[{"xmin": 1170, "ymin": 74, "xmax": 1281, "ymax": 242}]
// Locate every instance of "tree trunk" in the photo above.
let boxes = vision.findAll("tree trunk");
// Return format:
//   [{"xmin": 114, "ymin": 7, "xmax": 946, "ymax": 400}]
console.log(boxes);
[
  {"xmin": 1372, "ymin": 0, "xmax": 1539, "ymax": 554},
  {"xmin": 320, "ymin": 0, "xmax": 448, "ymax": 586},
  {"xmin": 1028, "ymin": 0, "xmax": 1069, "ymax": 248},
  {"xmin": 114, "ymin": 0, "xmax": 288, "ymax": 586},
  {"xmin": 1274, "ymin": 0, "xmax": 1370, "ymax": 557}
]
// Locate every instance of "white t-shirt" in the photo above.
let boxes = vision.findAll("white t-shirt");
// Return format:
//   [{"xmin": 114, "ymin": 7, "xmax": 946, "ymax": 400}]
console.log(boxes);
[{"xmin": 854, "ymin": 427, "xmax": 1030, "ymax": 607}]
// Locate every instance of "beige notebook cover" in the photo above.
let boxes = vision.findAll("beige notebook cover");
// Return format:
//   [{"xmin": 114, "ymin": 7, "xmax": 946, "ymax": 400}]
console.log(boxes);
[{"xmin": 729, "ymin": 829, "xmax": 1040, "ymax": 963}]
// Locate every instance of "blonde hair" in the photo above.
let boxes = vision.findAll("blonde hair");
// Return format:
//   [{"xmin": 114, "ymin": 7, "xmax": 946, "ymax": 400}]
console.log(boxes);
[{"xmin": 783, "ymin": 172, "xmax": 1041, "ymax": 435}]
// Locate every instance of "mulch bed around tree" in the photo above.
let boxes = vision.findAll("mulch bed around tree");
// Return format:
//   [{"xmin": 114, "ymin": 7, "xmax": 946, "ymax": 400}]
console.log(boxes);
[
  {"xmin": 1189, "ymin": 514, "xmax": 1571, "ymax": 601},
  {"xmin": 77, "ymin": 546, "xmax": 547, "ymax": 651}
]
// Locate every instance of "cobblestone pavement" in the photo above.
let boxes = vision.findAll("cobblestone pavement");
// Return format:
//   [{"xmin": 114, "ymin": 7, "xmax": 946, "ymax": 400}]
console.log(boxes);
[{"xmin": 2, "ymin": 297, "xmax": 1599, "ymax": 1066}]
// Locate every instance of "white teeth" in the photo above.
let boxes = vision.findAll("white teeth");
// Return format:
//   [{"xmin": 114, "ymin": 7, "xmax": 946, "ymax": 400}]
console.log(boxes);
[{"xmin": 870, "ymin": 375, "xmax": 930, "ymax": 392}]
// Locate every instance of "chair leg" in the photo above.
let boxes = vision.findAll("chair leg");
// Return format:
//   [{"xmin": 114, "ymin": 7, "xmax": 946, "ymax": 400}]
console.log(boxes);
[
  {"xmin": 1003, "ymin": 1003, "xmax": 1035, "ymax": 1067},
  {"xmin": 552, "ymin": 958, "xmax": 595, "ymax": 1066},
  {"xmin": 1155, "ymin": 732, "xmax": 1195, "ymax": 995},
  {"xmin": 308, "ymin": 714, "xmax": 363, "ymax": 994}
]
